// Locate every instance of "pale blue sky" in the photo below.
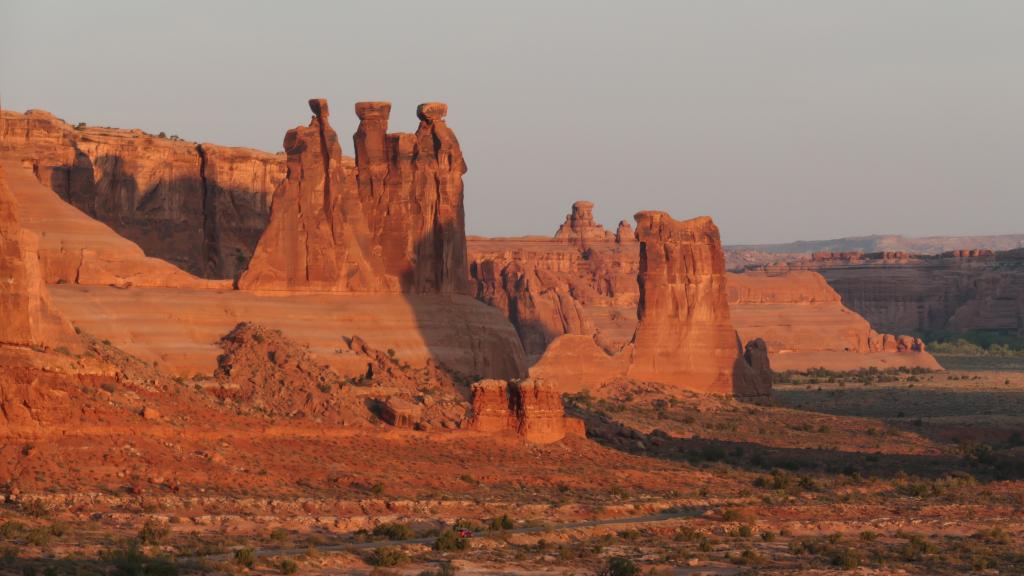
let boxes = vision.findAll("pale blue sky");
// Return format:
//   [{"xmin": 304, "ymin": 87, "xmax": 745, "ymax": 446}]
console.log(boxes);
[{"xmin": 2, "ymin": 0, "xmax": 1022, "ymax": 243}]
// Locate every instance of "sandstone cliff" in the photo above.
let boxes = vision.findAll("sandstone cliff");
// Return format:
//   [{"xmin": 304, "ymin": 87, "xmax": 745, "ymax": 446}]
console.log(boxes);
[
  {"xmin": 0, "ymin": 163, "xmax": 77, "ymax": 349},
  {"xmin": 469, "ymin": 378, "xmax": 584, "ymax": 443},
  {"xmin": 0, "ymin": 109, "xmax": 285, "ymax": 279}
]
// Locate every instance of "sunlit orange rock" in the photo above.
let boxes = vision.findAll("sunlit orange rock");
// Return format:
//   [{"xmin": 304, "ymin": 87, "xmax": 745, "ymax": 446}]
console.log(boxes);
[
  {"xmin": 627, "ymin": 211, "xmax": 768, "ymax": 396},
  {"xmin": 0, "ymin": 163, "xmax": 77, "ymax": 349},
  {"xmin": 469, "ymin": 378, "xmax": 583, "ymax": 443},
  {"xmin": 238, "ymin": 99, "xmax": 391, "ymax": 292}
]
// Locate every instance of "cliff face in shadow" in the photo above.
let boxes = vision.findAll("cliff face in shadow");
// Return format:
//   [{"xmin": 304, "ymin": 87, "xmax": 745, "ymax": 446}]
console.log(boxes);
[{"xmin": 1, "ymin": 108, "xmax": 285, "ymax": 280}]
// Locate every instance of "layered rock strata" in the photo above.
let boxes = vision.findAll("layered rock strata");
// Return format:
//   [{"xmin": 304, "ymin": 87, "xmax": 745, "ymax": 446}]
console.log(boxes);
[
  {"xmin": 238, "ymin": 100, "xmax": 471, "ymax": 294},
  {"xmin": 0, "ymin": 109, "xmax": 285, "ymax": 279},
  {"xmin": 469, "ymin": 378, "xmax": 584, "ymax": 443},
  {"xmin": 627, "ymin": 211, "xmax": 769, "ymax": 396}
]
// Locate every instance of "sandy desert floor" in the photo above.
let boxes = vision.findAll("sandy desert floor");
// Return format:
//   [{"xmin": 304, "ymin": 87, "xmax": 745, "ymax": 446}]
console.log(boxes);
[{"xmin": 2, "ymin": 365, "xmax": 1023, "ymax": 575}]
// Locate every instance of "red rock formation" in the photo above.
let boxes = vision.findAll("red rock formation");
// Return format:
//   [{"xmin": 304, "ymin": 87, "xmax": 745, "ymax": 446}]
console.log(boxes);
[
  {"xmin": 554, "ymin": 201, "xmax": 614, "ymax": 244},
  {"xmin": 1, "ymin": 109, "xmax": 285, "ymax": 279},
  {"xmin": 615, "ymin": 220, "xmax": 635, "ymax": 244},
  {"xmin": 0, "ymin": 163, "xmax": 77, "ymax": 348},
  {"xmin": 238, "ymin": 99, "xmax": 391, "ymax": 293},
  {"xmin": 354, "ymin": 101, "xmax": 471, "ymax": 294},
  {"xmin": 727, "ymin": 269, "xmax": 939, "ymax": 370},
  {"xmin": 771, "ymin": 250, "xmax": 1024, "ymax": 337},
  {"xmin": 469, "ymin": 378, "xmax": 584, "ymax": 443},
  {"xmin": 627, "ymin": 211, "xmax": 766, "ymax": 396},
  {"xmin": 472, "ymin": 258, "xmax": 592, "ymax": 362},
  {"xmin": 528, "ymin": 334, "xmax": 630, "ymax": 393},
  {"xmin": 0, "ymin": 158, "xmax": 220, "ymax": 288}
]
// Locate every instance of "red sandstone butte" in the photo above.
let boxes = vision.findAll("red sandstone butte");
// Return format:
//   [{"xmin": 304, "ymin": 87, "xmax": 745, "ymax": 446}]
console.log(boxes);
[
  {"xmin": 0, "ymin": 163, "xmax": 77, "ymax": 349},
  {"xmin": 469, "ymin": 378, "xmax": 584, "ymax": 444},
  {"xmin": 628, "ymin": 211, "xmax": 769, "ymax": 396},
  {"xmin": 238, "ymin": 99, "xmax": 391, "ymax": 292}
]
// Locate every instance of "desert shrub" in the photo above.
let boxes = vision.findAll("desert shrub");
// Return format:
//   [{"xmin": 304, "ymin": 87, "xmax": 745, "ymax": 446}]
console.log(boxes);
[
  {"xmin": 599, "ymin": 556, "xmax": 640, "ymax": 576},
  {"xmin": 234, "ymin": 548, "xmax": 256, "ymax": 568},
  {"xmin": 674, "ymin": 526, "xmax": 703, "ymax": 542},
  {"xmin": 138, "ymin": 520, "xmax": 169, "ymax": 545},
  {"xmin": 278, "ymin": 559, "xmax": 298, "ymax": 574},
  {"xmin": 101, "ymin": 544, "xmax": 179, "ymax": 575},
  {"xmin": 736, "ymin": 525, "xmax": 753, "ymax": 538},
  {"xmin": 368, "ymin": 547, "xmax": 407, "ymax": 567},
  {"xmin": 372, "ymin": 523, "xmax": 412, "ymax": 541},
  {"xmin": 489, "ymin": 514, "xmax": 513, "ymax": 530},
  {"xmin": 859, "ymin": 530, "xmax": 879, "ymax": 541},
  {"xmin": 433, "ymin": 529, "xmax": 467, "ymax": 552},
  {"xmin": 732, "ymin": 549, "xmax": 764, "ymax": 566},
  {"xmin": 830, "ymin": 547, "xmax": 861, "ymax": 569},
  {"xmin": 0, "ymin": 522, "xmax": 25, "ymax": 540},
  {"xmin": 269, "ymin": 527, "xmax": 289, "ymax": 541},
  {"xmin": 24, "ymin": 527, "xmax": 52, "ymax": 547},
  {"xmin": 20, "ymin": 499, "xmax": 49, "ymax": 518},
  {"xmin": 899, "ymin": 535, "xmax": 937, "ymax": 561}
]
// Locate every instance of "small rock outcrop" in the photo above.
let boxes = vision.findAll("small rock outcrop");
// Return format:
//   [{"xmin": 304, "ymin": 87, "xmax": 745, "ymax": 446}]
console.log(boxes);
[
  {"xmin": 0, "ymin": 163, "xmax": 77, "ymax": 348},
  {"xmin": 469, "ymin": 378, "xmax": 584, "ymax": 443},
  {"xmin": 615, "ymin": 220, "xmax": 635, "ymax": 244},
  {"xmin": 628, "ymin": 211, "xmax": 769, "ymax": 397},
  {"xmin": 212, "ymin": 322, "xmax": 369, "ymax": 422},
  {"xmin": 554, "ymin": 201, "xmax": 614, "ymax": 244}
]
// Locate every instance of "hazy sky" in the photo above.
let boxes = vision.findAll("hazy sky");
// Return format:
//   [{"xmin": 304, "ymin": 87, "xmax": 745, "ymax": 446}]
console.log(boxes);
[{"xmin": 2, "ymin": 1, "xmax": 1022, "ymax": 243}]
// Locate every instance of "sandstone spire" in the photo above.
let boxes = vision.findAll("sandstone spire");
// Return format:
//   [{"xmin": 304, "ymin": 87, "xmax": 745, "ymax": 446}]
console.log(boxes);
[
  {"xmin": 238, "ymin": 99, "xmax": 390, "ymax": 292},
  {"xmin": 353, "ymin": 101, "xmax": 471, "ymax": 294},
  {"xmin": 627, "ymin": 211, "xmax": 769, "ymax": 396}
]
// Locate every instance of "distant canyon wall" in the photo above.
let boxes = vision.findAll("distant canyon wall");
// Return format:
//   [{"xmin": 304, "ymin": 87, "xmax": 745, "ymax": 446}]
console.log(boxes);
[{"xmin": 761, "ymin": 251, "xmax": 1024, "ymax": 337}]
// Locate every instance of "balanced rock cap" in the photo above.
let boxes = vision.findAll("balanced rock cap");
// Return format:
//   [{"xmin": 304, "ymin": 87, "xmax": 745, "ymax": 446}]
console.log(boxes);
[{"xmin": 416, "ymin": 102, "xmax": 448, "ymax": 121}]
